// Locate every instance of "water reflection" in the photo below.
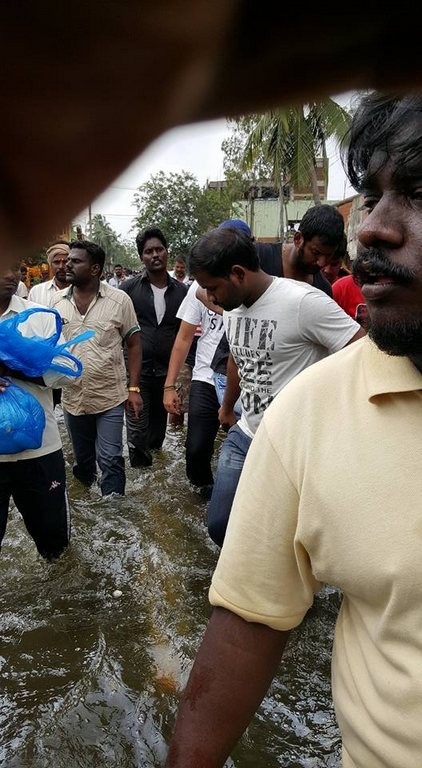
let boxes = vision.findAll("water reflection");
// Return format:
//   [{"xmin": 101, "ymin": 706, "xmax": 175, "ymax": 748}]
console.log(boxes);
[{"xmin": 0, "ymin": 419, "xmax": 341, "ymax": 767}]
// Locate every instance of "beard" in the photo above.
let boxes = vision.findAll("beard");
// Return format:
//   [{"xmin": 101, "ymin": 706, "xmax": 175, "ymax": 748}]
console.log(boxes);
[
  {"xmin": 367, "ymin": 316, "xmax": 422, "ymax": 356},
  {"xmin": 353, "ymin": 247, "xmax": 421, "ymax": 356},
  {"xmin": 294, "ymin": 245, "xmax": 320, "ymax": 275}
]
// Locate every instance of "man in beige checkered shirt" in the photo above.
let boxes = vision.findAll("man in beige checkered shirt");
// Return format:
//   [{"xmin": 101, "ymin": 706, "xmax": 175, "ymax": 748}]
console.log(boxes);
[{"xmin": 52, "ymin": 240, "xmax": 142, "ymax": 497}]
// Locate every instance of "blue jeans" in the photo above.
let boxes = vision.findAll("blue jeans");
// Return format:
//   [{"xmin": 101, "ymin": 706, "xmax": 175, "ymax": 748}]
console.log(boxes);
[
  {"xmin": 207, "ymin": 423, "xmax": 252, "ymax": 546},
  {"xmin": 64, "ymin": 404, "xmax": 125, "ymax": 496},
  {"xmin": 212, "ymin": 372, "xmax": 242, "ymax": 418}
]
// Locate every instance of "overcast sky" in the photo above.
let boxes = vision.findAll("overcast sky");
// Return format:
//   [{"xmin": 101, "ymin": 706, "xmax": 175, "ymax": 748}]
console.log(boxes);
[{"xmin": 74, "ymin": 94, "xmax": 357, "ymax": 240}]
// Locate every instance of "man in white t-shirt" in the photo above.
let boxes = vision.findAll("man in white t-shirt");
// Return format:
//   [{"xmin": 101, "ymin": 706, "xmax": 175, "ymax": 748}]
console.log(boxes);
[
  {"xmin": 108, "ymin": 264, "xmax": 125, "ymax": 288},
  {"xmin": 168, "ymin": 255, "xmax": 190, "ymax": 284},
  {"xmin": 188, "ymin": 226, "xmax": 365, "ymax": 545},
  {"xmin": 28, "ymin": 242, "xmax": 71, "ymax": 408},
  {"xmin": 28, "ymin": 242, "xmax": 70, "ymax": 306},
  {"xmin": 163, "ymin": 280, "xmax": 225, "ymax": 497}
]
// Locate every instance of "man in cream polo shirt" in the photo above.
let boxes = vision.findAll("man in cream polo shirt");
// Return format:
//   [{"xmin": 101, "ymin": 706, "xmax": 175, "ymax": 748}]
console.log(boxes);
[{"xmin": 164, "ymin": 94, "xmax": 422, "ymax": 768}]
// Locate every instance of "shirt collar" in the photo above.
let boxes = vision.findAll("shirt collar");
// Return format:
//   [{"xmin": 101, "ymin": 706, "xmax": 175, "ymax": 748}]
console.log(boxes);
[
  {"xmin": 140, "ymin": 270, "xmax": 172, "ymax": 287},
  {"xmin": 2, "ymin": 293, "xmax": 25, "ymax": 316},
  {"xmin": 64, "ymin": 281, "xmax": 104, "ymax": 299},
  {"xmin": 363, "ymin": 338, "xmax": 422, "ymax": 400}
]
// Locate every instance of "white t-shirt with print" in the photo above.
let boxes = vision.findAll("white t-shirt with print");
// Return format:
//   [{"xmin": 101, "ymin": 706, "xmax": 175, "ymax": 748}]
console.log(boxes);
[
  {"xmin": 224, "ymin": 277, "xmax": 360, "ymax": 438},
  {"xmin": 177, "ymin": 280, "xmax": 224, "ymax": 385}
]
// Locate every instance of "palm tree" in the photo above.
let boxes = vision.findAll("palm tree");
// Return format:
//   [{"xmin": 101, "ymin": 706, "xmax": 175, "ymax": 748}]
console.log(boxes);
[{"xmin": 241, "ymin": 99, "xmax": 351, "ymax": 237}]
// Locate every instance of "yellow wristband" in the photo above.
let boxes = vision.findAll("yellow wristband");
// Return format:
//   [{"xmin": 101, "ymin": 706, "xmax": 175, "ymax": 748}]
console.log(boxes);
[{"xmin": 128, "ymin": 386, "xmax": 140, "ymax": 393}]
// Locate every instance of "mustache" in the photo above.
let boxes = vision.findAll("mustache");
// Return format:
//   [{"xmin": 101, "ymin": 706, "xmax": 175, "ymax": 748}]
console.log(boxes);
[{"xmin": 352, "ymin": 248, "xmax": 415, "ymax": 286}]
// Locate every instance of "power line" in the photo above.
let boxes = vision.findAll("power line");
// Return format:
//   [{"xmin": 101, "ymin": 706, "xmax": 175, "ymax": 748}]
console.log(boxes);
[
  {"xmin": 108, "ymin": 185, "xmax": 139, "ymax": 191},
  {"xmin": 96, "ymin": 213, "xmax": 134, "ymax": 218}
]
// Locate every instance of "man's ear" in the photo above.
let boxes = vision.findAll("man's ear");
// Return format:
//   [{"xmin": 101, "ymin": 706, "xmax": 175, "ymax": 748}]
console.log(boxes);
[
  {"xmin": 231, "ymin": 265, "xmax": 246, "ymax": 282},
  {"xmin": 293, "ymin": 231, "xmax": 304, "ymax": 248}
]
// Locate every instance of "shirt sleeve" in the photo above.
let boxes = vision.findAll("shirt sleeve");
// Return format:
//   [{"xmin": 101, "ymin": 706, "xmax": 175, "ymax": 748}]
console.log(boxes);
[
  {"xmin": 297, "ymin": 288, "xmax": 360, "ymax": 353},
  {"xmin": 176, "ymin": 280, "xmax": 202, "ymax": 325},
  {"xmin": 120, "ymin": 293, "xmax": 141, "ymax": 339},
  {"xmin": 210, "ymin": 417, "xmax": 320, "ymax": 631}
]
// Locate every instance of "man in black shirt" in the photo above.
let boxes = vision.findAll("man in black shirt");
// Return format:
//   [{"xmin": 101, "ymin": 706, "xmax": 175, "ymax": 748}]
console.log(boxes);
[
  {"xmin": 220, "ymin": 205, "xmax": 343, "ymax": 298},
  {"xmin": 121, "ymin": 227, "xmax": 188, "ymax": 467}
]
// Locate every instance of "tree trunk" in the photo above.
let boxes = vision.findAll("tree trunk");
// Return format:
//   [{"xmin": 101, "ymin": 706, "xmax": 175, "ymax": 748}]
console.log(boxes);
[
  {"xmin": 310, "ymin": 164, "xmax": 321, "ymax": 204},
  {"xmin": 278, "ymin": 172, "xmax": 285, "ymax": 239}
]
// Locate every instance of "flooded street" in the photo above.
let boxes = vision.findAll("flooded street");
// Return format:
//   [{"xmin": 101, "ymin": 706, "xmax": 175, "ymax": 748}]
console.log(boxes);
[{"xmin": 0, "ymin": 415, "xmax": 341, "ymax": 767}]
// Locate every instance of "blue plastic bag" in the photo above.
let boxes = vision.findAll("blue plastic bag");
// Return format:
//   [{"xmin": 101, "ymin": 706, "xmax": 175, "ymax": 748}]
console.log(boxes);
[
  {"xmin": 0, "ymin": 380, "xmax": 46, "ymax": 453},
  {"xmin": 0, "ymin": 306, "xmax": 94, "ymax": 377}
]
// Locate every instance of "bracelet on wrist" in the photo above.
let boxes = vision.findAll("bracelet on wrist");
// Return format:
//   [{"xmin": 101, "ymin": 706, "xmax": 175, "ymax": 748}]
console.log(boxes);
[
  {"xmin": 163, "ymin": 384, "xmax": 176, "ymax": 391},
  {"xmin": 128, "ymin": 386, "xmax": 141, "ymax": 393}
]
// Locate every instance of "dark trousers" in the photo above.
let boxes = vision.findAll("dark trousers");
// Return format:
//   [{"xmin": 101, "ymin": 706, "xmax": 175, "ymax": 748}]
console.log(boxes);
[
  {"xmin": 52, "ymin": 388, "xmax": 62, "ymax": 407},
  {"xmin": 185, "ymin": 380, "xmax": 220, "ymax": 488},
  {"xmin": 0, "ymin": 449, "xmax": 70, "ymax": 560},
  {"xmin": 126, "ymin": 375, "xmax": 167, "ymax": 466},
  {"xmin": 64, "ymin": 404, "xmax": 125, "ymax": 496}
]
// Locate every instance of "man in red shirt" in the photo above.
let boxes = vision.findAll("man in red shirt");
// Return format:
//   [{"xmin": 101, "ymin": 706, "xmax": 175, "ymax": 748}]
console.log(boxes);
[{"xmin": 333, "ymin": 274, "xmax": 368, "ymax": 326}]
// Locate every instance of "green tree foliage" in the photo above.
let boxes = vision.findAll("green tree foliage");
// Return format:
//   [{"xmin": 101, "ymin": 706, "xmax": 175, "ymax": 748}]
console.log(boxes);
[
  {"xmin": 87, "ymin": 214, "xmax": 125, "ymax": 266},
  {"xmin": 119, "ymin": 239, "xmax": 140, "ymax": 271},
  {"xmin": 240, "ymin": 100, "xmax": 351, "ymax": 204},
  {"xmin": 132, "ymin": 171, "xmax": 233, "ymax": 259},
  {"xmin": 222, "ymin": 116, "xmax": 273, "ymax": 196},
  {"xmin": 222, "ymin": 100, "xmax": 351, "ymax": 236},
  {"xmin": 79, "ymin": 214, "xmax": 136, "ymax": 269}
]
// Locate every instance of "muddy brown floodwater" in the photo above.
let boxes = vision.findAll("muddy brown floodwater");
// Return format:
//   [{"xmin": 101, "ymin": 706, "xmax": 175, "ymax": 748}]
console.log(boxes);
[{"xmin": 0, "ymin": 413, "xmax": 342, "ymax": 767}]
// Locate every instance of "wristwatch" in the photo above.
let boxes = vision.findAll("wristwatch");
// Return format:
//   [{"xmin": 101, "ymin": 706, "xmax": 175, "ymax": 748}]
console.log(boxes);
[{"xmin": 128, "ymin": 386, "xmax": 141, "ymax": 393}]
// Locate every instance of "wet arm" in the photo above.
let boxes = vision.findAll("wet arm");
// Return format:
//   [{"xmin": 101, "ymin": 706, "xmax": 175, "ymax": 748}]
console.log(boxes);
[
  {"xmin": 163, "ymin": 321, "xmax": 197, "ymax": 414},
  {"xmin": 165, "ymin": 607, "xmax": 290, "ymax": 767},
  {"xmin": 126, "ymin": 330, "xmax": 142, "ymax": 387},
  {"xmin": 125, "ymin": 330, "xmax": 143, "ymax": 418},
  {"xmin": 219, "ymin": 353, "xmax": 240, "ymax": 429},
  {"xmin": 164, "ymin": 320, "xmax": 197, "ymax": 386}
]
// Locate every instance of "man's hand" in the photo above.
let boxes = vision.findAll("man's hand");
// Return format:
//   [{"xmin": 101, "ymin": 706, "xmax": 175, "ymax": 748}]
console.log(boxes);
[
  {"xmin": 125, "ymin": 391, "xmax": 143, "ymax": 419},
  {"xmin": 0, "ymin": 377, "xmax": 9, "ymax": 394},
  {"xmin": 218, "ymin": 404, "xmax": 237, "ymax": 431},
  {"xmin": 163, "ymin": 387, "xmax": 181, "ymax": 415}
]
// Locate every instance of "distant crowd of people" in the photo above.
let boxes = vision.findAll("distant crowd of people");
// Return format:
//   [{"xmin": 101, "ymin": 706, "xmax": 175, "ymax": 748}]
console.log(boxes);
[{"xmin": 1, "ymin": 90, "xmax": 421, "ymax": 768}]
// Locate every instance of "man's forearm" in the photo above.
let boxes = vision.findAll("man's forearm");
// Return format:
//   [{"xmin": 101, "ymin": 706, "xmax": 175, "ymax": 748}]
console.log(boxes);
[
  {"xmin": 165, "ymin": 323, "xmax": 195, "ymax": 386},
  {"xmin": 126, "ymin": 332, "xmax": 142, "ymax": 386},
  {"xmin": 221, "ymin": 353, "xmax": 241, "ymax": 411},
  {"xmin": 165, "ymin": 607, "xmax": 290, "ymax": 767}
]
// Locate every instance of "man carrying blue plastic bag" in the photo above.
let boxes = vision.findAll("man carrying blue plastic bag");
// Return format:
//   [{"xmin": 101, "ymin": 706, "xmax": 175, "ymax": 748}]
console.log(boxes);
[{"xmin": 0, "ymin": 263, "xmax": 83, "ymax": 560}]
